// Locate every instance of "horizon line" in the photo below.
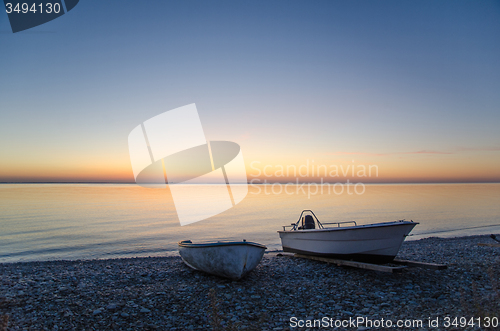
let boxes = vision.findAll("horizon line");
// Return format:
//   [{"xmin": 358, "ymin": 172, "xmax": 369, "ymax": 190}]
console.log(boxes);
[{"xmin": 1, "ymin": 181, "xmax": 499, "ymax": 185}]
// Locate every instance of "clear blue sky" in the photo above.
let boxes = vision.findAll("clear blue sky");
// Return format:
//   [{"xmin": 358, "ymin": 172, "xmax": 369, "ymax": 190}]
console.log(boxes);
[{"xmin": 1, "ymin": 0, "xmax": 499, "ymax": 182}]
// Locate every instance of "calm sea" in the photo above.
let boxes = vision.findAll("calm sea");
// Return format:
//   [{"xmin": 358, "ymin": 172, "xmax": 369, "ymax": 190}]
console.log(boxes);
[{"xmin": 1, "ymin": 183, "xmax": 499, "ymax": 263}]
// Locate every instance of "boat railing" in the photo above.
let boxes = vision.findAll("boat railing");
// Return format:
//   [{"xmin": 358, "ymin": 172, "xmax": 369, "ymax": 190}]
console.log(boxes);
[
  {"xmin": 282, "ymin": 224, "xmax": 298, "ymax": 231},
  {"xmin": 321, "ymin": 221, "xmax": 357, "ymax": 227},
  {"xmin": 284, "ymin": 210, "xmax": 357, "ymax": 231}
]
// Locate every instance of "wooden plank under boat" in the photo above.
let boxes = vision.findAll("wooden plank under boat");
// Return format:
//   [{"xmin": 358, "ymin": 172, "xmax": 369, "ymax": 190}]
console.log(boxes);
[
  {"xmin": 289, "ymin": 254, "xmax": 446, "ymax": 273},
  {"xmin": 178, "ymin": 240, "xmax": 267, "ymax": 280}
]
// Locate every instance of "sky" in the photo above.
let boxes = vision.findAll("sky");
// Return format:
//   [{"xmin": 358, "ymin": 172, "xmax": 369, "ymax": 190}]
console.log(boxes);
[{"xmin": 0, "ymin": 0, "xmax": 499, "ymax": 183}]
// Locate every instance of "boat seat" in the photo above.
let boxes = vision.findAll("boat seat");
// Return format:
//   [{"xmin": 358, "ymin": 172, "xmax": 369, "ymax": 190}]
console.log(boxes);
[{"xmin": 303, "ymin": 215, "xmax": 315, "ymax": 229}]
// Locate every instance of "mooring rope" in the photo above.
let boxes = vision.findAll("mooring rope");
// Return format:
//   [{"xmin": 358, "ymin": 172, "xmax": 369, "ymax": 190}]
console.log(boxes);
[{"xmin": 414, "ymin": 223, "xmax": 500, "ymax": 236}]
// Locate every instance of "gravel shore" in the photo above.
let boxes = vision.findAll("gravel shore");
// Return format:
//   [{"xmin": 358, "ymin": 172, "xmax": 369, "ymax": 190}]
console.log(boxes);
[{"xmin": 1, "ymin": 235, "xmax": 499, "ymax": 330}]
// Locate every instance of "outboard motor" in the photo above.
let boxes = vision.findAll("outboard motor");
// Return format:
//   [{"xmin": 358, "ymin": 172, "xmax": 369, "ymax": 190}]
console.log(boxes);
[{"xmin": 303, "ymin": 215, "xmax": 315, "ymax": 229}]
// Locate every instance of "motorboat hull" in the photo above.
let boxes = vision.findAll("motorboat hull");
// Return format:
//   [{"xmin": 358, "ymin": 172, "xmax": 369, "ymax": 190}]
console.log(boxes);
[
  {"xmin": 178, "ymin": 241, "xmax": 267, "ymax": 280},
  {"xmin": 278, "ymin": 221, "xmax": 417, "ymax": 263}
]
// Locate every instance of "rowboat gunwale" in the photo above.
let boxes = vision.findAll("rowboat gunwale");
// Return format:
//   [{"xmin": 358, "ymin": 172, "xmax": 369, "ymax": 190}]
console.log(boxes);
[{"xmin": 178, "ymin": 240, "xmax": 267, "ymax": 249}]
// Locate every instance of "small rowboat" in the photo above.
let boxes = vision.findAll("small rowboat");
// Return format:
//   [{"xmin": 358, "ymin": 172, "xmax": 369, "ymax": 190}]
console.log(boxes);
[
  {"xmin": 178, "ymin": 240, "xmax": 267, "ymax": 280},
  {"xmin": 278, "ymin": 210, "xmax": 418, "ymax": 263}
]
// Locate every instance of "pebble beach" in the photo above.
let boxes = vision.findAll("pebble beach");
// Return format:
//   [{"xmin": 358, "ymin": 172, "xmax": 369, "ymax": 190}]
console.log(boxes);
[{"xmin": 1, "ymin": 235, "xmax": 499, "ymax": 331}]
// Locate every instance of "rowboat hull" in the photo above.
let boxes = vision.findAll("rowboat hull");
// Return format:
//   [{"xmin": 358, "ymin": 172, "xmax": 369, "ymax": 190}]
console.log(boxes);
[
  {"xmin": 178, "ymin": 241, "xmax": 267, "ymax": 280},
  {"xmin": 278, "ymin": 221, "xmax": 417, "ymax": 263}
]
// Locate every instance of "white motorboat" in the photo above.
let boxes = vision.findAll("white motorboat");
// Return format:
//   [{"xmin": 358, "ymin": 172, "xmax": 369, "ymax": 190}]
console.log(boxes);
[
  {"xmin": 278, "ymin": 210, "xmax": 418, "ymax": 263},
  {"xmin": 178, "ymin": 240, "xmax": 267, "ymax": 280}
]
